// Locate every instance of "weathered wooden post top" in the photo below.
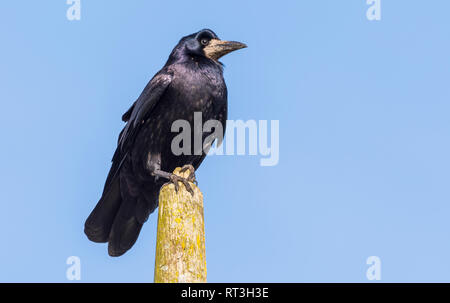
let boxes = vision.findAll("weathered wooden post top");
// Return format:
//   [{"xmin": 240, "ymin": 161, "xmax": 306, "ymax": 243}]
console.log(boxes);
[{"xmin": 154, "ymin": 167, "xmax": 206, "ymax": 283}]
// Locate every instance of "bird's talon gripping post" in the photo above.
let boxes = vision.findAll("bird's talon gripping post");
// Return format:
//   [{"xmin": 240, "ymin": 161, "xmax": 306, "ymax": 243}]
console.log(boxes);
[
  {"xmin": 169, "ymin": 174, "xmax": 180, "ymax": 193},
  {"xmin": 179, "ymin": 164, "xmax": 197, "ymax": 184},
  {"xmin": 168, "ymin": 173, "xmax": 195, "ymax": 197}
]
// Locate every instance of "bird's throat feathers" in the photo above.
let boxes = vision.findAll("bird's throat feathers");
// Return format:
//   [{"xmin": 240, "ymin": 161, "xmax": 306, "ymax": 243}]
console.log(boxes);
[{"xmin": 165, "ymin": 48, "xmax": 224, "ymax": 72}]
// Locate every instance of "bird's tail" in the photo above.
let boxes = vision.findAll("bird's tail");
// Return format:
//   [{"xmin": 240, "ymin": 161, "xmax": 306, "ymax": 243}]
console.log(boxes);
[
  {"xmin": 107, "ymin": 175, "xmax": 159, "ymax": 256},
  {"xmin": 84, "ymin": 174, "xmax": 146, "ymax": 256},
  {"xmin": 107, "ymin": 196, "xmax": 143, "ymax": 257},
  {"xmin": 84, "ymin": 175, "xmax": 122, "ymax": 243},
  {"xmin": 85, "ymin": 155, "xmax": 159, "ymax": 257}
]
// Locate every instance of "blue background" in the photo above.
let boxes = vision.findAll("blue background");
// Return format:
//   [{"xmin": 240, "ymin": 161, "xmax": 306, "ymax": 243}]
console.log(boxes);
[{"xmin": 1, "ymin": 1, "xmax": 449, "ymax": 282}]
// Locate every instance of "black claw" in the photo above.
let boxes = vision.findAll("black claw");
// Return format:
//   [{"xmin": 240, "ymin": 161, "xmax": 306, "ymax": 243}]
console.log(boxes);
[
  {"xmin": 179, "ymin": 164, "xmax": 197, "ymax": 185},
  {"xmin": 169, "ymin": 174, "xmax": 195, "ymax": 196},
  {"xmin": 184, "ymin": 182, "xmax": 194, "ymax": 196}
]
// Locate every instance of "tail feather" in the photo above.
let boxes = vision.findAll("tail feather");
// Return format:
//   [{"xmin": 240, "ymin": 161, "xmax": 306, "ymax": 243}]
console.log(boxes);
[
  {"xmin": 106, "ymin": 168, "xmax": 147, "ymax": 257},
  {"xmin": 84, "ymin": 176, "xmax": 122, "ymax": 243},
  {"xmin": 135, "ymin": 189, "xmax": 159, "ymax": 224},
  {"xmin": 107, "ymin": 199, "xmax": 143, "ymax": 257}
]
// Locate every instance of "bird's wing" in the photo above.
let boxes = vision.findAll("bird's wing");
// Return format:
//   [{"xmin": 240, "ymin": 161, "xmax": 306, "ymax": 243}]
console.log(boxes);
[
  {"xmin": 103, "ymin": 68, "xmax": 173, "ymax": 195},
  {"xmin": 85, "ymin": 69, "xmax": 173, "ymax": 245},
  {"xmin": 121, "ymin": 101, "xmax": 136, "ymax": 122},
  {"xmin": 119, "ymin": 68, "xmax": 174, "ymax": 149}
]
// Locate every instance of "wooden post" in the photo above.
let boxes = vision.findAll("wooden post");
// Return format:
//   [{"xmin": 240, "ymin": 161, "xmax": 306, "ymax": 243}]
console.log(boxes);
[{"xmin": 154, "ymin": 167, "xmax": 207, "ymax": 283}]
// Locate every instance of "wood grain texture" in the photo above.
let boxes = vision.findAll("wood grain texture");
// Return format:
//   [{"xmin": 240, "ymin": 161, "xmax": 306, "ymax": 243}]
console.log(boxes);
[{"xmin": 154, "ymin": 167, "xmax": 206, "ymax": 283}]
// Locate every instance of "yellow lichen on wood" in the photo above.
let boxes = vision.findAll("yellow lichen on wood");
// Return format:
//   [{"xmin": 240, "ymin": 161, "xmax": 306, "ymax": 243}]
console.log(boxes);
[{"xmin": 154, "ymin": 167, "xmax": 206, "ymax": 283}]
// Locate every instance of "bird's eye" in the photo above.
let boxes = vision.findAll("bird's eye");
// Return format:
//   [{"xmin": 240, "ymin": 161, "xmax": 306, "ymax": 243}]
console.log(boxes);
[{"xmin": 201, "ymin": 38, "xmax": 209, "ymax": 46}]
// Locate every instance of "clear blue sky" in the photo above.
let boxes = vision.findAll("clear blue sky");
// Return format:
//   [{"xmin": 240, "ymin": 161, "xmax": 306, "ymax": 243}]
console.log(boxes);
[{"xmin": 1, "ymin": 1, "xmax": 449, "ymax": 282}]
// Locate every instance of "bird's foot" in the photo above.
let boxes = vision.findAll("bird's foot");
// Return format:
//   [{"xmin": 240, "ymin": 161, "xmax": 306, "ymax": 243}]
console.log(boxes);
[
  {"xmin": 167, "ymin": 174, "xmax": 195, "ymax": 196},
  {"xmin": 152, "ymin": 166, "xmax": 197, "ymax": 196},
  {"xmin": 179, "ymin": 164, "xmax": 197, "ymax": 185}
]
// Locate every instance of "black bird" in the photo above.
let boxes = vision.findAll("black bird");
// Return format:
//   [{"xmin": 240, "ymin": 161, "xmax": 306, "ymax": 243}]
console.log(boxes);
[{"xmin": 84, "ymin": 29, "xmax": 246, "ymax": 256}]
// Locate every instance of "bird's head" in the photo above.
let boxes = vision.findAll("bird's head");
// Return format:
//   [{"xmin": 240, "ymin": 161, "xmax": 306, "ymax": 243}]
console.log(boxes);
[{"xmin": 167, "ymin": 29, "xmax": 247, "ymax": 64}]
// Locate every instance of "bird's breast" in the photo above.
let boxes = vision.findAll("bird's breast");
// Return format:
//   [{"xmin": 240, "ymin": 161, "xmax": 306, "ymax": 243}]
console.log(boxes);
[{"xmin": 168, "ymin": 67, "xmax": 226, "ymax": 115}]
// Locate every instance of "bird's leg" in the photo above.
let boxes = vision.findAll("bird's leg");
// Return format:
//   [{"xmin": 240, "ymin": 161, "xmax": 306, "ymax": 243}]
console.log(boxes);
[
  {"xmin": 179, "ymin": 164, "xmax": 197, "ymax": 185},
  {"xmin": 151, "ymin": 169, "xmax": 195, "ymax": 196}
]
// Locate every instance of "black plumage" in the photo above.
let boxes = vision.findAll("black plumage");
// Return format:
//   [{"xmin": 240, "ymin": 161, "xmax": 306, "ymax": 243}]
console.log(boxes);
[{"xmin": 84, "ymin": 29, "xmax": 246, "ymax": 256}]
